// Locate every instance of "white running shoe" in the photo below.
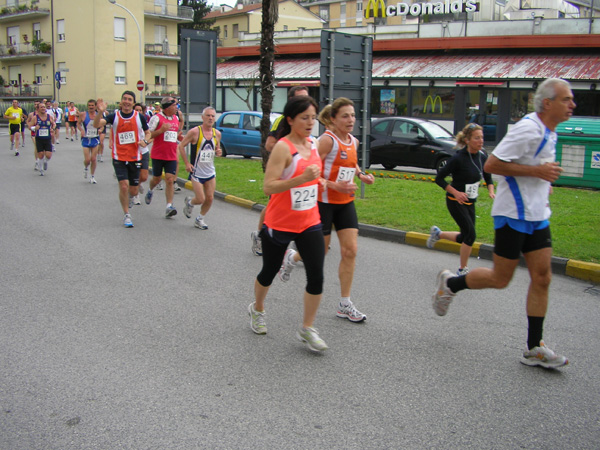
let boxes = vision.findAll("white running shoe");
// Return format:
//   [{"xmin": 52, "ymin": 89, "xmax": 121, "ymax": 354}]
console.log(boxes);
[
  {"xmin": 84, "ymin": 167, "xmax": 88, "ymax": 179},
  {"xmin": 194, "ymin": 217, "xmax": 208, "ymax": 229},
  {"xmin": 132, "ymin": 195, "xmax": 141, "ymax": 205},
  {"xmin": 427, "ymin": 226, "xmax": 441, "ymax": 249},
  {"xmin": 278, "ymin": 249, "xmax": 297, "ymax": 282},
  {"xmin": 457, "ymin": 267, "xmax": 469, "ymax": 276},
  {"xmin": 336, "ymin": 301, "xmax": 367, "ymax": 322},
  {"xmin": 248, "ymin": 302, "xmax": 267, "ymax": 335},
  {"xmin": 432, "ymin": 269, "xmax": 456, "ymax": 316},
  {"xmin": 123, "ymin": 214, "xmax": 134, "ymax": 228},
  {"xmin": 297, "ymin": 327, "xmax": 328, "ymax": 352},
  {"xmin": 90, "ymin": 176, "xmax": 97, "ymax": 184},
  {"xmin": 520, "ymin": 341, "xmax": 568, "ymax": 369},
  {"xmin": 251, "ymin": 230, "xmax": 262, "ymax": 256},
  {"xmin": 183, "ymin": 196, "xmax": 193, "ymax": 218}
]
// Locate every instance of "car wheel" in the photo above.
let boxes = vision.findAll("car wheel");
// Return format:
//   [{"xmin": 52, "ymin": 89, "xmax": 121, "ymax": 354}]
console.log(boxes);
[
  {"xmin": 382, "ymin": 164, "xmax": 396, "ymax": 170},
  {"xmin": 436, "ymin": 157, "xmax": 449, "ymax": 173},
  {"xmin": 243, "ymin": 155, "xmax": 252, "ymax": 159},
  {"xmin": 220, "ymin": 143, "xmax": 227, "ymax": 157}
]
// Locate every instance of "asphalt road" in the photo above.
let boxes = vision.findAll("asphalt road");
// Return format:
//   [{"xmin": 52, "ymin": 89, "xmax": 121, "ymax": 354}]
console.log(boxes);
[{"xmin": 1, "ymin": 138, "xmax": 599, "ymax": 449}]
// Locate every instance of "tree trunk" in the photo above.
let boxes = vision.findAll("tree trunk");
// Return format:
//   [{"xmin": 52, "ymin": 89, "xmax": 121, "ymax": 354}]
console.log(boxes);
[{"xmin": 259, "ymin": 0, "xmax": 278, "ymax": 171}]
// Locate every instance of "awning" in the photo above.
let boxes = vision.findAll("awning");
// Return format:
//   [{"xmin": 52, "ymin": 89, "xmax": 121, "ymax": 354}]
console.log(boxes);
[{"xmin": 217, "ymin": 54, "xmax": 600, "ymax": 81}]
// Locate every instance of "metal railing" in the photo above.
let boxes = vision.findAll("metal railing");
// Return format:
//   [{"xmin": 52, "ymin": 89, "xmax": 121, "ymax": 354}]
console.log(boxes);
[
  {"xmin": 144, "ymin": 43, "xmax": 180, "ymax": 57},
  {"xmin": 143, "ymin": 1, "xmax": 193, "ymax": 20},
  {"xmin": 0, "ymin": 42, "xmax": 51, "ymax": 57},
  {"xmin": 145, "ymin": 84, "xmax": 180, "ymax": 97},
  {"xmin": 0, "ymin": 83, "xmax": 53, "ymax": 98}
]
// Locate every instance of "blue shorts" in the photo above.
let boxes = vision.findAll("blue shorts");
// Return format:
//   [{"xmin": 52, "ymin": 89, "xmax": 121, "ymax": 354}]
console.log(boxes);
[
  {"xmin": 82, "ymin": 137, "xmax": 100, "ymax": 148},
  {"xmin": 191, "ymin": 174, "xmax": 216, "ymax": 184}
]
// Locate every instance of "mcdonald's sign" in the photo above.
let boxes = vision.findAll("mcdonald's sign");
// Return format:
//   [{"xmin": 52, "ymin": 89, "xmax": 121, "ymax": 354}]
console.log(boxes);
[
  {"xmin": 365, "ymin": 0, "xmax": 387, "ymax": 19},
  {"xmin": 424, "ymin": 95, "xmax": 443, "ymax": 114}
]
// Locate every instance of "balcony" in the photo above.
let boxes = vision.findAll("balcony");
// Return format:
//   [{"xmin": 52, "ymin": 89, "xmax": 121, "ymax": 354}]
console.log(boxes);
[
  {"xmin": 0, "ymin": 83, "xmax": 53, "ymax": 99},
  {"xmin": 145, "ymin": 43, "xmax": 180, "ymax": 60},
  {"xmin": 0, "ymin": 41, "xmax": 52, "ymax": 60},
  {"xmin": 0, "ymin": 2, "xmax": 50, "ymax": 23},
  {"xmin": 143, "ymin": 1, "xmax": 193, "ymax": 22},
  {"xmin": 145, "ymin": 84, "xmax": 180, "ymax": 99}
]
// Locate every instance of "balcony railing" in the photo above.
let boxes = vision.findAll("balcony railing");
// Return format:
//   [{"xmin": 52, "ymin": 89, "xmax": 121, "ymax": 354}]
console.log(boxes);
[
  {"xmin": 145, "ymin": 43, "xmax": 180, "ymax": 58},
  {"xmin": 146, "ymin": 84, "xmax": 180, "ymax": 97},
  {"xmin": 0, "ymin": 83, "xmax": 53, "ymax": 98},
  {"xmin": 0, "ymin": 42, "xmax": 52, "ymax": 58},
  {"xmin": 0, "ymin": 2, "xmax": 50, "ymax": 22},
  {"xmin": 143, "ymin": 1, "xmax": 193, "ymax": 21}
]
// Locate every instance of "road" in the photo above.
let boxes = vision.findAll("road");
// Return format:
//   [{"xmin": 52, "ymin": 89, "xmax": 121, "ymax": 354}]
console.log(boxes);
[{"xmin": 1, "ymin": 138, "xmax": 599, "ymax": 449}]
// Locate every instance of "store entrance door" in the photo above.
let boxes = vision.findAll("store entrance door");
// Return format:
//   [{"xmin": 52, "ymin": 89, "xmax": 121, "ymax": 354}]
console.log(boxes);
[{"xmin": 465, "ymin": 88, "xmax": 500, "ymax": 145}]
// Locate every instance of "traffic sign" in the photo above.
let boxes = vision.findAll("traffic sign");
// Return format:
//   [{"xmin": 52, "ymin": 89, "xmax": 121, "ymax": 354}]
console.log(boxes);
[
  {"xmin": 56, "ymin": 80, "xmax": 61, "ymax": 90},
  {"xmin": 136, "ymin": 80, "xmax": 144, "ymax": 91},
  {"xmin": 54, "ymin": 71, "xmax": 60, "ymax": 82}
]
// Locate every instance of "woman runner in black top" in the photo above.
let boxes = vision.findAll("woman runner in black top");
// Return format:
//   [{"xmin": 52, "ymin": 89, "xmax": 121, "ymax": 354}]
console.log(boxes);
[{"xmin": 427, "ymin": 123, "xmax": 495, "ymax": 275}]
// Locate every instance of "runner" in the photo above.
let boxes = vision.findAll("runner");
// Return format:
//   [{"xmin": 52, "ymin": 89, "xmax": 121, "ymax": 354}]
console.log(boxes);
[
  {"xmin": 66, "ymin": 101, "xmax": 79, "ymax": 141},
  {"xmin": 97, "ymin": 109, "xmax": 107, "ymax": 163},
  {"xmin": 19, "ymin": 101, "xmax": 27, "ymax": 149},
  {"xmin": 247, "ymin": 96, "xmax": 328, "ymax": 352},
  {"xmin": 93, "ymin": 91, "xmax": 151, "ymax": 228},
  {"xmin": 251, "ymin": 86, "xmax": 310, "ymax": 256},
  {"xmin": 28, "ymin": 101, "xmax": 55, "ymax": 176},
  {"xmin": 52, "ymin": 101, "xmax": 63, "ymax": 144},
  {"xmin": 78, "ymin": 99, "xmax": 101, "ymax": 184},
  {"xmin": 431, "ymin": 78, "xmax": 574, "ymax": 369},
  {"xmin": 4, "ymin": 99, "xmax": 24, "ymax": 156},
  {"xmin": 131, "ymin": 103, "xmax": 150, "ymax": 205},
  {"xmin": 144, "ymin": 97, "xmax": 181, "ymax": 218},
  {"xmin": 177, "ymin": 106, "xmax": 221, "ymax": 229},
  {"xmin": 278, "ymin": 98, "xmax": 375, "ymax": 323}
]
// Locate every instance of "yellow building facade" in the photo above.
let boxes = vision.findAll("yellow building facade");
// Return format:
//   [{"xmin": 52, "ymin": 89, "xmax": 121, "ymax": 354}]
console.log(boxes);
[
  {"xmin": 206, "ymin": 0, "xmax": 324, "ymax": 48},
  {"xmin": 0, "ymin": 0, "xmax": 192, "ymax": 104}
]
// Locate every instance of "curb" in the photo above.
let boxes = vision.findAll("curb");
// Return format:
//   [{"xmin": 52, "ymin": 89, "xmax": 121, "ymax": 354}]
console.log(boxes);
[{"xmin": 175, "ymin": 177, "xmax": 600, "ymax": 284}]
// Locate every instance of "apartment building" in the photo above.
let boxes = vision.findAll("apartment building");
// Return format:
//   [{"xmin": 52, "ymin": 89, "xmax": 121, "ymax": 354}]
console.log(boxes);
[{"xmin": 0, "ymin": 0, "xmax": 192, "ymax": 104}]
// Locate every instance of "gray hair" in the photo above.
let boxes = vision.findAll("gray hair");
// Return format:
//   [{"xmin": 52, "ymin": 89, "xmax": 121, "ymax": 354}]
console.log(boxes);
[
  {"xmin": 202, "ymin": 106, "xmax": 216, "ymax": 115},
  {"xmin": 533, "ymin": 78, "xmax": 571, "ymax": 113}
]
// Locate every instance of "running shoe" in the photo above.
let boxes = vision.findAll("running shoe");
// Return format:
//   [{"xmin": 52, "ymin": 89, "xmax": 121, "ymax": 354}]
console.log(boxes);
[
  {"xmin": 71, "ymin": 137, "xmax": 74, "ymax": 141},
  {"xmin": 39, "ymin": 170, "xmax": 44, "ymax": 176},
  {"xmin": 15, "ymin": 150, "xmax": 19, "ymax": 156},
  {"xmin": 432, "ymin": 269, "xmax": 456, "ymax": 316},
  {"xmin": 520, "ymin": 341, "xmax": 568, "ymax": 369},
  {"xmin": 138, "ymin": 183, "xmax": 144, "ymax": 194},
  {"xmin": 132, "ymin": 195, "xmax": 141, "ymax": 205},
  {"xmin": 165, "ymin": 205, "xmax": 177, "ymax": 218},
  {"xmin": 297, "ymin": 327, "xmax": 328, "ymax": 352},
  {"xmin": 10, "ymin": 142, "xmax": 14, "ymax": 151},
  {"xmin": 128, "ymin": 196, "xmax": 134, "ymax": 208},
  {"xmin": 84, "ymin": 167, "xmax": 88, "ymax": 179},
  {"xmin": 174, "ymin": 183, "xmax": 182, "ymax": 192},
  {"xmin": 457, "ymin": 267, "xmax": 469, "ymax": 276},
  {"xmin": 248, "ymin": 302, "xmax": 267, "ymax": 335},
  {"xmin": 98, "ymin": 155, "xmax": 103, "ymax": 162},
  {"xmin": 427, "ymin": 225, "xmax": 441, "ymax": 249},
  {"xmin": 183, "ymin": 196, "xmax": 193, "ymax": 218},
  {"xmin": 43, "ymin": 160, "xmax": 48, "ymax": 171},
  {"xmin": 194, "ymin": 217, "xmax": 208, "ymax": 229},
  {"xmin": 123, "ymin": 214, "xmax": 134, "ymax": 228},
  {"xmin": 156, "ymin": 182, "xmax": 163, "ymax": 190},
  {"xmin": 90, "ymin": 176, "xmax": 97, "ymax": 185},
  {"xmin": 34, "ymin": 162, "xmax": 38, "ymax": 171},
  {"xmin": 251, "ymin": 230, "xmax": 262, "ymax": 256},
  {"xmin": 278, "ymin": 249, "xmax": 297, "ymax": 282},
  {"xmin": 145, "ymin": 189, "xmax": 153, "ymax": 205},
  {"xmin": 336, "ymin": 301, "xmax": 367, "ymax": 322}
]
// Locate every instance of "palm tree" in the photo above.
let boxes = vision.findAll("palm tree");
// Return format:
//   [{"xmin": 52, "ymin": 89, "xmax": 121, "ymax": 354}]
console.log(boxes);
[{"xmin": 259, "ymin": 0, "xmax": 278, "ymax": 170}]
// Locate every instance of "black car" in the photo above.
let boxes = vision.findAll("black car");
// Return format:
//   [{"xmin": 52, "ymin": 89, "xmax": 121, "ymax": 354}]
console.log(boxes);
[{"xmin": 369, "ymin": 117, "xmax": 457, "ymax": 172}]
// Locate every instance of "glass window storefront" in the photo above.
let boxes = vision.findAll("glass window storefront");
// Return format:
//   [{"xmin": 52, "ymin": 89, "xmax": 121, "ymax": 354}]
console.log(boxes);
[
  {"xmin": 412, "ymin": 88, "xmax": 455, "ymax": 119},
  {"xmin": 371, "ymin": 87, "xmax": 409, "ymax": 116},
  {"xmin": 510, "ymin": 90, "xmax": 535, "ymax": 122}
]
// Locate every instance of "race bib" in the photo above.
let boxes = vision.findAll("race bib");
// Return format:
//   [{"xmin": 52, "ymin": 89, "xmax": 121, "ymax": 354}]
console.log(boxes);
[
  {"xmin": 38, "ymin": 129, "xmax": 49, "ymax": 137},
  {"xmin": 290, "ymin": 184, "xmax": 317, "ymax": 211},
  {"xmin": 199, "ymin": 149, "xmax": 214, "ymax": 163},
  {"xmin": 164, "ymin": 130, "xmax": 177, "ymax": 142},
  {"xmin": 336, "ymin": 167, "xmax": 356, "ymax": 183},
  {"xmin": 12, "ymin": 113, "xmax": 19, "ymax": 119},
  {"xmin": 118, "ymin": 131, "xmax": 136, "ymax": 145},
  {"xmin": 86, "ymin": 128, "xmax": 98, "ymax": 138},
  {"xmin": 465, "ymin": 182, "xmax": 480, "ymax": 199}
]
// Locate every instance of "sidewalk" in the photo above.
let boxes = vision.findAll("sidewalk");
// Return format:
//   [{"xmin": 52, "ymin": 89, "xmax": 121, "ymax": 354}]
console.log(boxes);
[{"xmin": 174, "ymin": 177, "xmax": 600, "ymax": 284}]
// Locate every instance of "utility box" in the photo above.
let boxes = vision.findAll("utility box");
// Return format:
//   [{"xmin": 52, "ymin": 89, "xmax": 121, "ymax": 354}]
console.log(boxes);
[{"xmin": 555, "ymin": 117, "xmax": 600, "ymax": 189}]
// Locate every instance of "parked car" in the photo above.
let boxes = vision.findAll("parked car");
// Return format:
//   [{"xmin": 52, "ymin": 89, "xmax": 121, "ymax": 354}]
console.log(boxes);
[
  {"xmin": 369, "ymin": 117, "xmax": 457, "ymax": 172},
  {"xmin": 215, "ymin": 111, "xmax": 281, "ymax": 158}
]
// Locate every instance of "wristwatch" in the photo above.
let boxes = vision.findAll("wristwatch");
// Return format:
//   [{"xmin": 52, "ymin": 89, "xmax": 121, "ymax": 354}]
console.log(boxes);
[{"xmin": 143, "ymin": 139, "xmax": 149, "ymax": 144}]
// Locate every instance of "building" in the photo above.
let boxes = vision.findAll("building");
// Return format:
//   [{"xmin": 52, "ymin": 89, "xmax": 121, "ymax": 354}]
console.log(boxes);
[
  {"xmin": 213, "ymin": 0, "xmax": 600, "ymax": 143},
  {"xmin": 205, "ymin": 0, "xmax": 324, "ymax": 47},
  {"xmin": 0, "ymin": 0, "xmax": 192, "ymax": 104}
]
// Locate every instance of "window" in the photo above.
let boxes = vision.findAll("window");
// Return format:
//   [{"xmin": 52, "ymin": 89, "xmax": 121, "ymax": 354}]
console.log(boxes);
[
  {"xmin": 57, "ymin": 19, "xmax": 65, "ymax": 42},
  {"xmin": 115, "ymin": 61, "xmax": 126, "ymax": 84},
  {"xmin": 319, "ymin": 5, "xmax": 330, "ymax": 22},
  {"xmin": 242, "ymin": 114, "xmax": 260, "ymax": 131},
  {"xmin": 510, "ymin": 90, "xmax": 535, "ymax": 122},
  {"xmin": 283, "ymin": 25, "xmax": 288, "ymax": 31},
  {"xmin": 33, "ymin": 23, "xmax": 41, "ymax": 40},
  {"xmin": 233, "ymin": 24, "xmax": 239, "ymax": 39},
  {"xmin": 7, "ymin": 26, "xmax": 19, "ymax": 46},
  {"xmin": 154, "ymin": 65, "xmax": 167, "ymax": 86},
  {"xmin": 114, "ymin": 18, "xmax": 126, "ymax": 40},
  {"xmin": 221, "ymin": 113, "xmax": 241, "ymax": 128},
  {"xmin": 34, "ymin": 64, "xmax": 42, "ymax": 84},
  {"xmin": 58, "ymin": 62, "xmax": 67, "ymax": 83},
  {"xmin": 9, "ymin": 65, "xmax": 21, "ymax": 86},
  {"xmin": 371, "ymin": 87, "xmax": 409, "ymax": 117},
  {"xmin": 340, "ymin": 3, "xmax": 346, "ymax": 26},
  {"xmin": 412, "ymin": 87, "xmax": 455, "ymax": 120},
  {"xmin": 154, "ymin": 25, "xmax": 166, "ymax": 43},
  {"xmin": 224, "ymin": 25, "xmax": 228, "ymax": 38}
]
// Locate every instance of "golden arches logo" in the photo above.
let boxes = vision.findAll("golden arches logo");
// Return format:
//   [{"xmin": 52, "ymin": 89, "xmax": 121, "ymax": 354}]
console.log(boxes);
[
  {"xmin": 424, "ymin": 95, "xmax": 443, "ymax": 114},
  {"xmin": 365, "ymin": 0, "xmax": 387, "ymax": 19}
]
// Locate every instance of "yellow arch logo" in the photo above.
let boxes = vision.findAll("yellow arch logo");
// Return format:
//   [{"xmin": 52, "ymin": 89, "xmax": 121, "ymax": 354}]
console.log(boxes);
[
  {"xmin": 424, "ymin": 95, "xmax": 443, "ymax": 114},
  {"xmin": 365, "ymin": 0, "xmax": 387, "ymax": 19}
]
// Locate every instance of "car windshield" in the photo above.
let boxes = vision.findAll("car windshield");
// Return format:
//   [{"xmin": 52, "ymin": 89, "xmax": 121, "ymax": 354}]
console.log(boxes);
[{"xmin": 420, "ymin": 122, "xmax": 454, "ymax": 140}]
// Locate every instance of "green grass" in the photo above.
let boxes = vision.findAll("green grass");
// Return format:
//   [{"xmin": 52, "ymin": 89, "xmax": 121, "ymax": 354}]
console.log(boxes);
[{"xmin": 179, "ymin": 157, "xmax": 600, "ymax": 263}]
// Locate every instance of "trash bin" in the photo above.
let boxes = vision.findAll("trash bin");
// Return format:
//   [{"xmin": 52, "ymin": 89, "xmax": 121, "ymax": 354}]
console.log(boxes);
[{"xmin": 555, "ymin": 117, "xmax": 600, "ymax": 189}]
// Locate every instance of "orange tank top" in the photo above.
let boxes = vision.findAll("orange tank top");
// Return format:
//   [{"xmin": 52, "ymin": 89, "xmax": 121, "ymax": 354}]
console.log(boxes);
[
  {"xmin": 264, "ymin": 137, "xmax": 322, "ymax": 233},
  {"xmin": 318, "ymin": 130, "xmax": 358, "ymax": 204}
]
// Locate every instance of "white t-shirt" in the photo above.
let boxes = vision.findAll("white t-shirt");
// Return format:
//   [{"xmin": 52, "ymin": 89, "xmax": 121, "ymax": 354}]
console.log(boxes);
[{"xmin": 491, "ymin": 112, "xmax": 556, "ymax": 222}]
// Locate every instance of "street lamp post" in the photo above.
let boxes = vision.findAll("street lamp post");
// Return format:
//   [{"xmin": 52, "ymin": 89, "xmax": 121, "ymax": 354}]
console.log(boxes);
[{"xmin": 108, "ymin": 0, "xmax": 144, "ymax": 102}]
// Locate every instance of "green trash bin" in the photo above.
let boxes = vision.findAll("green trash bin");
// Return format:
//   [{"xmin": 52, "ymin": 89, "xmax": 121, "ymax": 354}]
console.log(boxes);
[{"xmin": 555, "ymin": 117, "xmax": 600, "ymax": 189}]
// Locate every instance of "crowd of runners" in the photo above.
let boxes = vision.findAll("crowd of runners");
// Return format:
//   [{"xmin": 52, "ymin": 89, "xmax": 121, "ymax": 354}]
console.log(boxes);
[{"xmin": 4, "ymin": 78, "xmax": 575, "ymax": 366}]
